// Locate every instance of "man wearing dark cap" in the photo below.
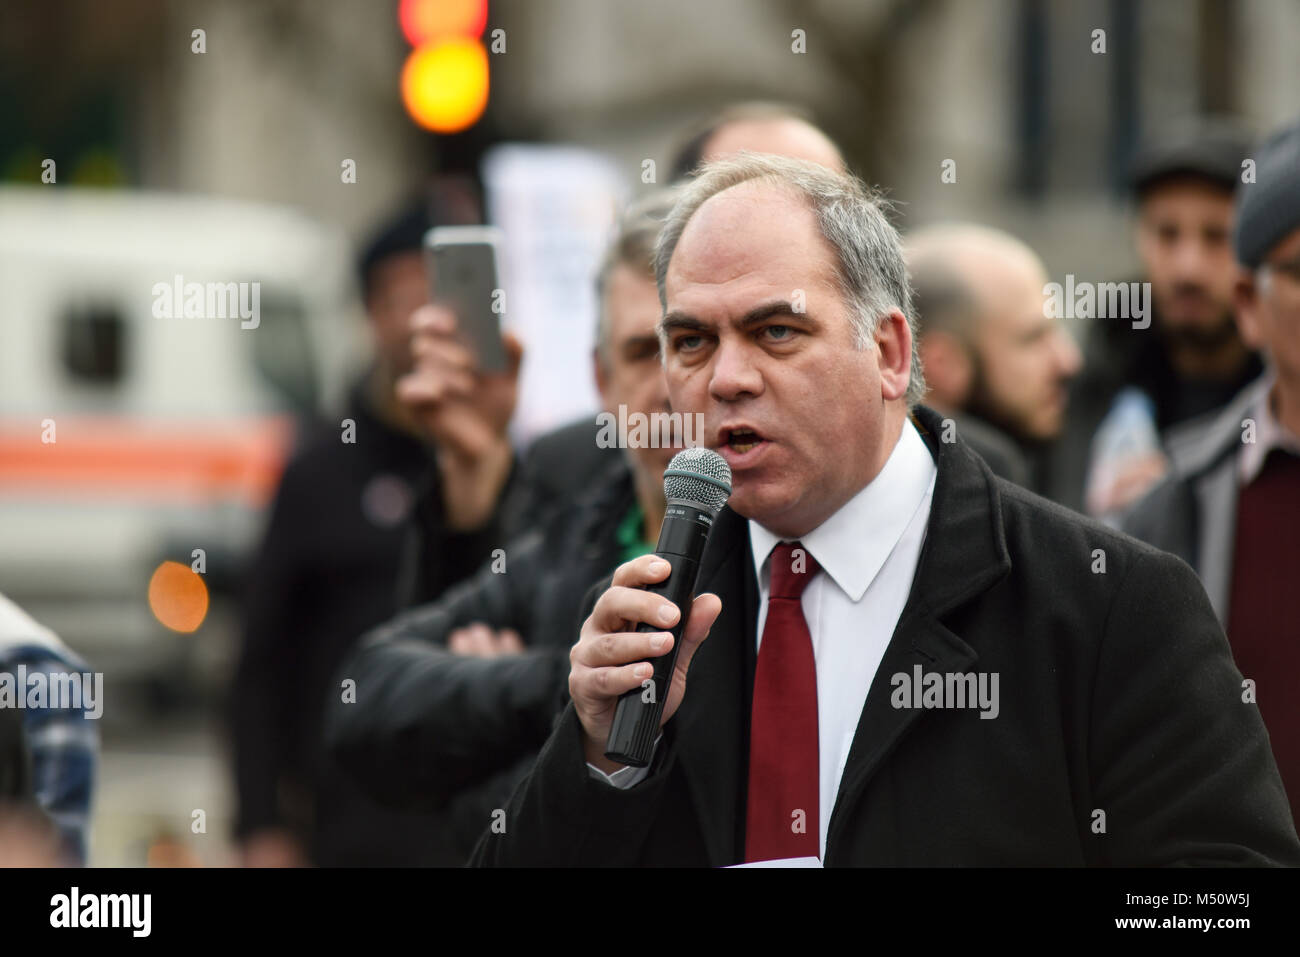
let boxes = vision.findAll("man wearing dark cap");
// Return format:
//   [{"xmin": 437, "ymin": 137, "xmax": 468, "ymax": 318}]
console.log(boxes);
[
  {"xmin": 231, "ymin": 202, "xmax": 474, "ymax": 866},
  {"xmin": 1050, "ymin": 118, "xmax": 1265, "ymax": 515},
  {"xmin": 1123, "ymin": 117, "xmax": 1300, "ymax": 827}
]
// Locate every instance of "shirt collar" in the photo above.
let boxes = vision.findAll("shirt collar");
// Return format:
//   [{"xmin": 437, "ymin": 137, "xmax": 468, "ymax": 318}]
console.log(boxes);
[
  {"xmin": 749, "ymin": 416, "xmax": 937, "ymax": 602},
  {"xmin": 1239, "ymin": 370, "xmax": 1300, "ymax": 485}
]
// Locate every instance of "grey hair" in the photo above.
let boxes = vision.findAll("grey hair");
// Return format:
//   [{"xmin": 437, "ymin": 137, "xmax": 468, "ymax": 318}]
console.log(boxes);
[
  {"xmin": 652, "ymin": 152, "xmax": 926, "ymax": 407},
  {"xmin": 594, "ymin": 188, "xmax": 682, "ymax": 369}
]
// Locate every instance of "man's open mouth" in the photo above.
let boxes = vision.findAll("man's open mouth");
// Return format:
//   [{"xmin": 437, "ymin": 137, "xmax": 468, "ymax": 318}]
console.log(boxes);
[{"xmin": 722, "ymin": 427, "xmax": 765, "ymax": 454}]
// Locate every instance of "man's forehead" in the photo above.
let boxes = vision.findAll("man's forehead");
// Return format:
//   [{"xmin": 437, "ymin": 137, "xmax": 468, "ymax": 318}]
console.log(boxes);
[
  {"xmin": 666, "ymin": 182, "xmax": 837, "ymax": 299},
  {"xmin": 606, "ymin": 271, "xmax": 663, "ymax": 343},
  {"xmin": 963, "ymin": 246, "xmax": 1045, "ymax": 298},
  {"xmin": 681, "ymin": 177, "xmax": 808, "ymax": 235}
]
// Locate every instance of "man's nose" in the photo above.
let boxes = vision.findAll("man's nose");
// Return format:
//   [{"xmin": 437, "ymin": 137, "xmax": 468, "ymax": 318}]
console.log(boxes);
[
  {"xmin": 1171, "ymin": 236, "xmax": 1211, "ymax": 279},
  {"xmin": 708, "ymin": 339, "xmax": 763, "ymax": 401},
  {"xmin": 649, "ymin": 370, "xmax": 671, "ymax": 412}
]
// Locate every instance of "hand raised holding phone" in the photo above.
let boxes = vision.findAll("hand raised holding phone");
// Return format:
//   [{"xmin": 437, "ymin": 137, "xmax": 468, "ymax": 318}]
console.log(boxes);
[
  {"xmin": 398, "ymin": 304, "xmax": 522, "ymax": 449},
  {"xmin": 398, "ymin": 225, "xmax": 524, "ymax": 531}
]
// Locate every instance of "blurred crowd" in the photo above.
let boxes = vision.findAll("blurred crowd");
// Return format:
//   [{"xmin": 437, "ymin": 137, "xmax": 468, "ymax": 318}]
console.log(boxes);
[{"xmin": 3, "ymin": 102, "xmax": 1297, "ymax": 867}]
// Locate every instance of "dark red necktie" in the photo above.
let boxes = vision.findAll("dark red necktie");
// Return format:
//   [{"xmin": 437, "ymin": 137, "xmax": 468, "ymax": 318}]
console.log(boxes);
[{"xmin": 745, "ymin": 541, "xmax": 821, "ymax": 862}]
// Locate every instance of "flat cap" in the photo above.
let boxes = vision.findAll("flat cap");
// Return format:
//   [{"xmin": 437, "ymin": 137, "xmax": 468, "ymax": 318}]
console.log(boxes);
[
  {"xmin": 1234, "ymin": 117, "xmax": 1300, "ymax": 268},
  {"xmin": 1129, "ymin": 116, "xmax": 1253, "ymax": 197}
]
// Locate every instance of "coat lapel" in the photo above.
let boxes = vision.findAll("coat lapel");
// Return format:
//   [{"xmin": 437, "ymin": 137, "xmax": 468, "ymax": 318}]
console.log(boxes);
[
  {"xmin": 826, "ymin": 408, "xmax": 1012, "ymax": 858},
  {"xmin": 672, "ymin": 503, "xmax": 754, "ymax": 867}
]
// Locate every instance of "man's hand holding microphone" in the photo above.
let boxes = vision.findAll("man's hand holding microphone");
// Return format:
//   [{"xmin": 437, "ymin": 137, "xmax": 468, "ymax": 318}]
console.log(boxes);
[
  {"xmin": 571, "ymin": 446, "xmax": 733, "ymax": 775},
  {"xmin": 570, "ymin": 556, "xmax": 723, "ymax": 775}
]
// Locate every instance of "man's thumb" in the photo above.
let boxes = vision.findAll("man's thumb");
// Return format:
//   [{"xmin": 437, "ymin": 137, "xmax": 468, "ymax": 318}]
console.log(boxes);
[{"xmin": 676, "ymin": 593, "xmax": 721, "ymax": 674}]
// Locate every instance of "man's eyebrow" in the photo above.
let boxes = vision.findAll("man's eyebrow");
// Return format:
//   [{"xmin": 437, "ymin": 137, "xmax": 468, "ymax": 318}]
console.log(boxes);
[
  {"xmin": 659, "ymin": 301, "xmax": 819, "ymax": 336},
  {"xmin": 737, "ymin": 300, "xmax": 818, "ymax": 329},
  {"xmin": 620, "ymin": 334, "xmax": 660, "ymax": 352},
  {"xmin": 659, "ymin": 312, "xmax": 708, "ymax": 335}
]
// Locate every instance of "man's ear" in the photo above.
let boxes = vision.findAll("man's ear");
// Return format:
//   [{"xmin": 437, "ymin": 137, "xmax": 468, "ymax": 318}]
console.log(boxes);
[
  {"xmin": 1233, "ymin": 268, "xmax": 1264, "ymax": 350},
  {"xmin": 876, "ymin": 310, "xmax": 914, "ymax": 402},
  {"xmin": 917, "ymin": 329, "xmax": 974, "ymax": 407}
]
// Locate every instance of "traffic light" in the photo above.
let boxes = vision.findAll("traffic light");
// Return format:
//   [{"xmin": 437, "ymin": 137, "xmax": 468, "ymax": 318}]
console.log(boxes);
[
  {"xmin": 399, "ymin": 0, "xmax": 487, "ymax": 44},
  {"xmin": 398, "ymin": 0, "xmax": 490, "ymax": 133}
]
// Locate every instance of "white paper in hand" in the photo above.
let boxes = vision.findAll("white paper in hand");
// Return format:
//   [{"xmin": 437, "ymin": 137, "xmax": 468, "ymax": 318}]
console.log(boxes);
[{"xmin": 725, "ymin": 856, "xmax": 823, "ymax": 868}]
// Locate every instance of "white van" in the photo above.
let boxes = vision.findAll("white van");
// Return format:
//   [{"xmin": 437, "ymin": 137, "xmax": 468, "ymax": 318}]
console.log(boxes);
[{"xmin": 0, "ymin": 186, "xmax": 365, "ymax": 709}]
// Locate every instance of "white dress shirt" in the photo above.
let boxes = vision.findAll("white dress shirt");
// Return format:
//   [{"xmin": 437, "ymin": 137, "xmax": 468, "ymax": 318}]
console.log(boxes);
[{"xmin": 590, "ymin": 417, "xmax": 937, "ymax": 861}]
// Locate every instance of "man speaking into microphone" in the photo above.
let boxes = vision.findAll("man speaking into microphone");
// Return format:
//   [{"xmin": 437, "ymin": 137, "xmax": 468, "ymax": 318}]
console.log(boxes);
[{"xmin": 470, "ymin": 154, "xmax": 1300, "ymax": 867}]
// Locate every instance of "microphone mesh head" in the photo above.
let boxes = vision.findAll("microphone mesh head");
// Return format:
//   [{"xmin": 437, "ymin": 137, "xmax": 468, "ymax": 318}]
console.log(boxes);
[{"xmin": 663, "ymin": 448, "xmax": 732, "ymax": 512}]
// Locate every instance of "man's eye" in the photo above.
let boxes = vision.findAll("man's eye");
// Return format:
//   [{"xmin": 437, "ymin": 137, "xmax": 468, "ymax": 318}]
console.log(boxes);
[
  {"xmin": 676, "ymin": 334, "xmax": 704, "ymax": 351},
  {"xmin": 763, "ymin": 325, "xmax": 793, "ymax": 341}
]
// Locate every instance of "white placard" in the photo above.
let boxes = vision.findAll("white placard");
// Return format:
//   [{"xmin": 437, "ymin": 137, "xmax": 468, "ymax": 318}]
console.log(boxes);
[{"xmin": 481, "ymin": 144, "xmax": 629, "ymax": 447}]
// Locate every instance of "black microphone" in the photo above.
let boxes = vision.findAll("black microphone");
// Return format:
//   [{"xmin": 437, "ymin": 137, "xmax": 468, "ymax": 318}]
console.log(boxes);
[{"xmin": 605, "ymin": 447, "xmax": 732, "ymax": 768}]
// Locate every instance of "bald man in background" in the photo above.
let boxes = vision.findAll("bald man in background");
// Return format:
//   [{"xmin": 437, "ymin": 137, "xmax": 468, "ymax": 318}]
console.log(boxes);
[
  {"xmin": 906, "ymin": 223, "xmax": 1082, "ymax": 498},
  {"xmin": 668, "ymin": 101, "xmax": 847, "ymax": 179}
]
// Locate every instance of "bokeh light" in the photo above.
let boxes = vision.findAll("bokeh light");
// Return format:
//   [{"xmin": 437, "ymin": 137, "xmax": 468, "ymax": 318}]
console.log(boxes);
[
  {"xmin": 398, "ymin": 0, "xmax": 488, "ymax": 46},
  {"xmin": 400, "ymin": 38, "xmax": 489, "ymax": 133},
  {"xmin": 147, "ymin": 560, "xmax": 209, "ymax": 634}
]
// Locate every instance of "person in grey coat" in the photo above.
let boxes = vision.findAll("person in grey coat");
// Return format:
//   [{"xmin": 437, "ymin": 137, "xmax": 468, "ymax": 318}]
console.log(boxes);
[{"xmin": 1121, "ymin": 116, "xmax": 1300, "ymax": 827}]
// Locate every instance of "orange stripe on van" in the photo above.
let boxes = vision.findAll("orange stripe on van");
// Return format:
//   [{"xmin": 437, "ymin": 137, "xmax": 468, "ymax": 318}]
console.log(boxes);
[{"xmin": 0, "ymin": 416, "xmax": 295, "ymax": 506}]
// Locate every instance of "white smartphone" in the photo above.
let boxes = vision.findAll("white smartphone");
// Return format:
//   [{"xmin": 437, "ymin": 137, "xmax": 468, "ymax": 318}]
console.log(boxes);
[{"xmin": 423, "ymin": 225, "xmax": 508, "ymax": 372}]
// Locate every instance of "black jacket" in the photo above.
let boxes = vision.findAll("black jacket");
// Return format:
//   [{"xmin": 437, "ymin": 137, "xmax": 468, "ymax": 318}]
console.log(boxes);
[
  {"xmin": 326, "ymin": 458, "xmax": 635, "ymax": 830},
  {"xmin": 401, "ymin": 417, "xmax": 622, "ymax": 607},
  {"xmin": 469, "ymin": 405, "xmax": 1300, "ymax": 866},
  {"xmin": 231, "ymin": 377, "xmax": 464, "ymax": 865}
]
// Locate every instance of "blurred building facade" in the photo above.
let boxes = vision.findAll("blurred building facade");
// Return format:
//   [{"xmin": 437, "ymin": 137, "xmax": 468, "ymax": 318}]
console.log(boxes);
[{"xmin": 5, "ymin": 0, "xmax": 1297, "ymax": 267}]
